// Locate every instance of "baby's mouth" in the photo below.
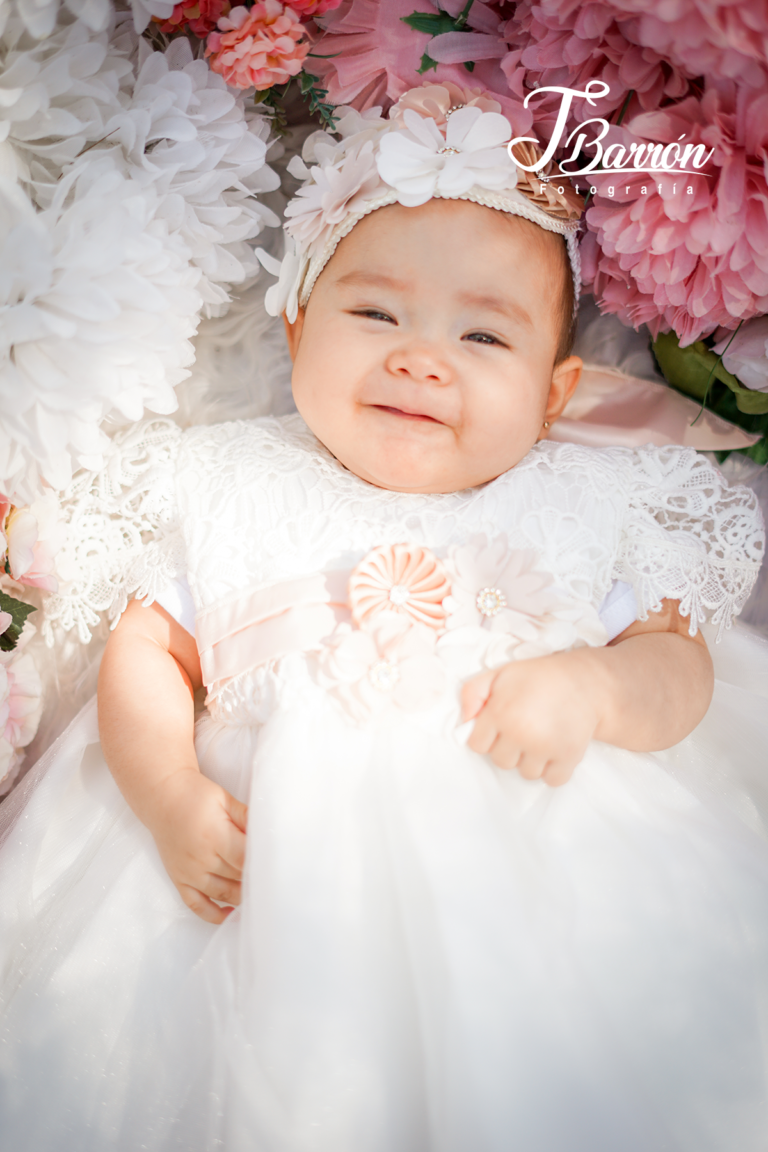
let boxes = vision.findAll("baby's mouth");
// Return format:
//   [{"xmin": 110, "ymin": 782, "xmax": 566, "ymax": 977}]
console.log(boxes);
[{"xmin": 372, "ymin": 404, "xmax": 443, "ymax": 424}]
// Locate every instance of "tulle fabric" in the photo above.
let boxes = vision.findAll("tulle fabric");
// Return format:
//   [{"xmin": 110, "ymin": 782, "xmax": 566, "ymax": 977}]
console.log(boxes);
[{"xmin": 2, "ymin": 625, "xmax": 768, "ymax": 1152}]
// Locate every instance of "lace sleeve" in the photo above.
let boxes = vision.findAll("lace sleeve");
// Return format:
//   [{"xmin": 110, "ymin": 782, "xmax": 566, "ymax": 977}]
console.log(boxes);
[
  {"xmin": 42, "ymin": 420, "xmax": 186, "ymax": 645},
  {"xmin": 613, "ymin": 445, "xmax": 765, "ymax": 639}
]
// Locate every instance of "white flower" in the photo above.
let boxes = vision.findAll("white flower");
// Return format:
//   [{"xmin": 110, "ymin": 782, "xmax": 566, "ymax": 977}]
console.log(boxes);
[
  {"xmin": 318, "ymin": 615, "xmax": 446, "ymax": 725},
  {"xmin": 713, "ymin": 317, "xmax": 768, "ymax": 393},
  {"xmin": 0, "ymin": 160, "xmax": 201, "ymax": 500},
  {"xmin": 256, "ymin": 236, "xmax": 304, "ymax": 322},
  {"xmin": 10, "ymin": 0, "xmax": 111, "ymax": 39},
  {"xmin": 376, "ymin": 106, "xmax": 516, "ymax": 208},
  {"xmin": 284, "ymin": 138, "xmax": 383, "ymax": 249}
]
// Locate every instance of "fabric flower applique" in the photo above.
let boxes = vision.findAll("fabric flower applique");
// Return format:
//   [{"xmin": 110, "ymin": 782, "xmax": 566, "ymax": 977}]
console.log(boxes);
[
  {"xmin": 284, "ymin": 139, "xmax": 384, "ymax": 250},
  {"xmin": 318, "ymin": 542, "xmax": 451, "ymax": 722},
  {"xmin": 439, "ymin": 535, "xmax": 607, "ymax": 674},
  {"xmin": 387, "ymin": 82, "xmax": 503, "ymax": 131},
  {"xmin": 376, "ymin": 105, "xmax": 517, "ymax": 207},
  {"xmin": 318, "ymin": 615, "xmax": 446, "ymax": 724}
]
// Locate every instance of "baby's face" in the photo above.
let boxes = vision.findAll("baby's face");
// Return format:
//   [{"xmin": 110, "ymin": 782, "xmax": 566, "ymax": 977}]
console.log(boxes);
[{"xmin": 285, "ymin": 199, "xmax": 582, "ymax": 493}]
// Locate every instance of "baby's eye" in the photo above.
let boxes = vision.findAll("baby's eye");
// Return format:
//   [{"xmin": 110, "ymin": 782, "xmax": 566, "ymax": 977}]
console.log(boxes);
[
  {"xmin": 353, "ymin": 309, "xmax": 396, "ymax": 324},
  {"xmin": 464, "ymin": 331, "xmax": 506, "ymax": 347}
]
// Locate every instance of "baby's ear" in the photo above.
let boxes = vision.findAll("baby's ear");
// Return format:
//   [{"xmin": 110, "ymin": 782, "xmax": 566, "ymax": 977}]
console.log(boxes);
[
  {"xmin": 282, "ymin": 307, "xmax": 306, "ymax": 362},
  {"xmin": 543, "ymin": 355, "xmax": 582, "ymax": 427}
]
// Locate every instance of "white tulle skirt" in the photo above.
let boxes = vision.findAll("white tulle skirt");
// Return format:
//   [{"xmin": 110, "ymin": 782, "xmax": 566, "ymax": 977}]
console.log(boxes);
[{"xmin": 2, "ymin": 623, "xmax": 768, "ymax": 1152}]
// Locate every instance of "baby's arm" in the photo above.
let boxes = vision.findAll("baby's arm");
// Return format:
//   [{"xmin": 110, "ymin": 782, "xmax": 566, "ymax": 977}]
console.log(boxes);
[
  {"xmin": 98, "ymin": 598, "xmax": 247, "ymax": 924},
  {"xmin": 462, "ymin": 599, "xmax": 714, "ymax": 787}
]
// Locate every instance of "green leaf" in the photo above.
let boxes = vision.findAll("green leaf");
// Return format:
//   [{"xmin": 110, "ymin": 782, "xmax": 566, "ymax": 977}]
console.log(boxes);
[
  {"xmin": 652, "ymin": 331, "xmax": 768, "ymax": 415},
  {"xmin": 0, "ymin": 590, "xmax": 36, "ymax": 653},
  {"xmin": 402, "ymin": 12, "xmax": 460, "ymax": 35},
  {"xmin": 463, "ymin": 60, "xmax": 476, "ymax": 72},
  {"xmin": 417, "ymin": 51, "xmax": 439, "ymax": 74}
]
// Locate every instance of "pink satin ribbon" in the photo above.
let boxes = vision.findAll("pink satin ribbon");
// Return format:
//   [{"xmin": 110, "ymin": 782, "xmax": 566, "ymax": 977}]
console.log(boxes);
[{"xmin": 196, "ymin": 570, "xmax": 351, "ymax": 687}]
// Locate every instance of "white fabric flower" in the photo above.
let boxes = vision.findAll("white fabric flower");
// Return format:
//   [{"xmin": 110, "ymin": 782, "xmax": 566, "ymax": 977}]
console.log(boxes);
[
  {"xmin": 0, "ymin": 645, "xmax": 42, "ymax": 796},
  {"xmin": 713, "ymin": 318, "xmax": 768, "ymax": 393},
  {"xmin": 376, "ymin": 106, "xmax": 516, "ymax": 208},
  {"xmin": 256, "ymin": 236, "xmax": 304, "ymax": 323},
  {"xmin": 284, "ymin": 138, "xmax": 383, "ymax": 249},
  {"xmin": 318, "ymin": 615, "xmax": 446, "ymax": 725}
]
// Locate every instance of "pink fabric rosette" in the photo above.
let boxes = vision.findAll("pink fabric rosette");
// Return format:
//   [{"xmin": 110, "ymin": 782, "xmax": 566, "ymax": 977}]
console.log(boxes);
[{"xmin": 347, "ymin": 542, "xmax": 452, "ymax": 632}]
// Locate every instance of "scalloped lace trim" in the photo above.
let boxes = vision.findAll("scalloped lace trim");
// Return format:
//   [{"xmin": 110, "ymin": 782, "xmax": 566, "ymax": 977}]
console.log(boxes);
[{"xmin": 42, "ymin": 420, "xmax": 185, "ymax": 645}]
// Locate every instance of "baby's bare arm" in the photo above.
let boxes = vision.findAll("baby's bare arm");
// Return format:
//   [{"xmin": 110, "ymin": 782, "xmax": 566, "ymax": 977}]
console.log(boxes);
[
  {"xmin": 463, "ymin": 599, "xmax": 714, "ymax": 786},
  {"xmin": 98, "ymin": 598, "xmax": 247, "ymax": 924}
]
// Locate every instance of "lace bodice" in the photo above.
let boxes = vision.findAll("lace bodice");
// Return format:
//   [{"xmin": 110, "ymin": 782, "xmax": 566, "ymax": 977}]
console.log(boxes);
[{"xmin": 45, "ymin": 414, "xmax": 765, "ymax": 722}]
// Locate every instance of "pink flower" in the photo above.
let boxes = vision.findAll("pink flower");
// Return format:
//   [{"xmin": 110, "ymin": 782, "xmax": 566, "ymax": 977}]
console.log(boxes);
[
  {"xmin": 712, "ymin": 317, "xmax": 768, "ymax": 393},
  {"xmin": 0, "ymin": 649, "xmax": 42, "ymax": 794},
  {"xmin": 155, "ymin": 0, "xmax": 230, "ymax": 38},
  {"xmin": 580, "ymin": 81, "xmax": 768, "ymax": 346},
  {"xmin": 284, "ymin": 138, "xmax": 383, "ymax": 248},
  {"xmin": 2, "ymin": 493, "xmax": 64, "ymax": 593},
  {"xmin": 307, "ymin": 0, "xmax": 534, "ymax": 134},
  {"xmin": 348, "ymin": 542, "xmax": 452, "ymax": 631},
  {"xmin": 287, "ymin": 0, "xmax": 343, "ymax": 15},
  {"xmin": 388, "ymin": 80, "xmax": 503, "ymax": 130},
  {"xmin": 205, "ymin": 1, "xmax": 310, "ymax": 91},
  {"xmin": 319, "ymin": 615, "xmax": 446, "ymax": 723}
]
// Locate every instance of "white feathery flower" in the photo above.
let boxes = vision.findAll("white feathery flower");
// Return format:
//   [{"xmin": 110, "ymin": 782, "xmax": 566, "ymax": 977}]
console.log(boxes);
[
  {"xmin": 0, "ymin": 15, "xmax": 131, "ymax": 191},
  {"xmin": 0, "ymin": 161, "xmax": 202, "ymax": 500},
  {"xmin": 127, "ymin": 0, "xmax": 176, "ymax": 34},
  {"xmin": 96, "ymin": 38, "xmax": 280, "ymax": 315},
  {"xmin": 10, "ymin": 0, "xmax": 111, "ymax": 39},
  {"xmin": 376, "ymin": 106, "xmax": 516, "ymax": 208}
]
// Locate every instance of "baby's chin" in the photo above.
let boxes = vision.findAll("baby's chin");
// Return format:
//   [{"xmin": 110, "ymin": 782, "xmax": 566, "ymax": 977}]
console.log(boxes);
[{"xmin": 330, "ymin": 444, "xmax": 515, "ymax": 495}]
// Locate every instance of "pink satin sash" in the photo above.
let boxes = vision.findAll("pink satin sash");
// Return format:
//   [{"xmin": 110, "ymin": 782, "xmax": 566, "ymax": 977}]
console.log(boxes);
[{"xmin": 196, "ymin": 570, "xmax": 351, "ymax": 687}]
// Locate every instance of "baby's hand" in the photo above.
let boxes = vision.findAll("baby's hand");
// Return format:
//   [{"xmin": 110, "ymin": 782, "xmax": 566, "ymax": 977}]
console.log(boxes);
[
  {"xmin": 146, "ymin": 769, "xmax": 248, "ymax": 924},
  {"xmin": 462, "ymin": 651, "xmax": 602, "ymax": 787}
]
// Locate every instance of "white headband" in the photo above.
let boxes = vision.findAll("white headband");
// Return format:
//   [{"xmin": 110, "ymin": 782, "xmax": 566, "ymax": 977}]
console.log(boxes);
[{"xmin": 257, "ymin": 82, "xmax": 584, "ymax": 326}]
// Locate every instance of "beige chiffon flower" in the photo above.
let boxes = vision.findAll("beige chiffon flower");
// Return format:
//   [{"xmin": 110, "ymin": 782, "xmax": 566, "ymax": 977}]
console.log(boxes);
[
  {"xmin": 389, "ymin": 81, "xmax": 502, "ymax": 131},
  {"xmin": 509, "ymin": 141, "xmax": 584, "ymax": 222},
  {"xmin": 348, "ymin": 542, "xmax": 452, "ymax": 632}
]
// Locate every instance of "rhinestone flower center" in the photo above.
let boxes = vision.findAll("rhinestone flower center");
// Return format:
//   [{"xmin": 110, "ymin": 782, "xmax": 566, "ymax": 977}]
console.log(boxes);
[
  {"xmin": 437, "ymin": 146, "xmax": 461, "ymax": 155},
  {"xmin": 369, "ymin": 660, "xmax": 400, "ymax": 692},
  {"xmin": 476, "ymin": 587, "xmax": 507, "ymax": 617},
  {"xmin": 388, "ymin": 584, "xmax": 410, "ymax": 606}
]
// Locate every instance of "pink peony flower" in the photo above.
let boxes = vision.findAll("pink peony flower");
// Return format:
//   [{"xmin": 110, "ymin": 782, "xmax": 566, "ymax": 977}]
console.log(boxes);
[
  {"xmin": 156, "ymin": 0, "xmax": 230, "ymax": 38},
  {"xmin": 580, "ymin": 80, "xmax": 768, "ymax": 346},
  {"xmin": 348, "ymin": 542, "xmax": 452, "ymax": 632},
  {"xmin": 205, "ymin": 1, "xmax": 310, "ymax": 91},
  {"xmin": 307, "ymin": 0, "xmax": 534, "ymax": 134},
  {"xmin": 0, "ymin": 649, "xmax": 43, "ymax": 794}
]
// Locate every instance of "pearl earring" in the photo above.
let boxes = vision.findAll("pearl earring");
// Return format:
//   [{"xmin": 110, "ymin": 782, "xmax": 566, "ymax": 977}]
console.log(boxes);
[{"xmin": 543, "ymin": 420, "xmax": 550, "ymax": 429}]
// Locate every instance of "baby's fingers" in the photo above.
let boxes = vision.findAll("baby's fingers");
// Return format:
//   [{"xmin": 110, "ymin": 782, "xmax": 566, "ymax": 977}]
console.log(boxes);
[
  {"xmin": 218, "ymin": 811, "xmax": 248, "ymax": 875},
  {"xmin": 461, "ymin": 670, "xmax": 496, "ymax": 723},
  {"xmin": 178, "ymin": 883, "xmax": 235, "ymax": 926},
  {"xmin": 202, "ymin": 874, "xmax": 242, "ymax": 907}
]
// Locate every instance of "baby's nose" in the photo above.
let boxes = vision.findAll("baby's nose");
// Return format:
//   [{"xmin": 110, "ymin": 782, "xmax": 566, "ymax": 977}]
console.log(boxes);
[{"xmin": 386, "ymin": 341, "xmax": 453, "ymax": 383}]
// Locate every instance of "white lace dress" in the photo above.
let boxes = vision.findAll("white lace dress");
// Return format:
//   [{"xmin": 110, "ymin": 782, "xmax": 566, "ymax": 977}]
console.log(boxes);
[{"xmin": 1, "ymin": 413, "xmax": 768, "ymax": 1152}]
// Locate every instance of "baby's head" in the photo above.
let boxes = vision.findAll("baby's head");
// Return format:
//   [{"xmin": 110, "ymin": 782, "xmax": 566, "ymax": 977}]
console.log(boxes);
[{"xmin": 262, "ymin": 84, "xmax": 585, "ymax": 494}]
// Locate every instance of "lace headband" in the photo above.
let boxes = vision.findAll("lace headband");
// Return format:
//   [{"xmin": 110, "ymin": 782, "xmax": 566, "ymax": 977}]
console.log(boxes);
[{"xmin": 257, "ymin": 81, "xmax": 584, "ymax": 325}]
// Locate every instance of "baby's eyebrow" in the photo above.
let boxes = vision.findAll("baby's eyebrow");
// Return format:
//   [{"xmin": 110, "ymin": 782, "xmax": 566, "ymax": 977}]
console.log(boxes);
[
  {"xmin": 334, "ymin": 271, "xmax": 408, "ymax": 291},
  {"xmin": 459, "ymin": 291, "xmax": 533, "ymax": 331}
]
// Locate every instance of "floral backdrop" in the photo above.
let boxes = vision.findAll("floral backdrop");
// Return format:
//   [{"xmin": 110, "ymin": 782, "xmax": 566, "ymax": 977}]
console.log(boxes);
[{"xmin": 1, "ymin": 0, "xmax": 766, "ymax": 794}]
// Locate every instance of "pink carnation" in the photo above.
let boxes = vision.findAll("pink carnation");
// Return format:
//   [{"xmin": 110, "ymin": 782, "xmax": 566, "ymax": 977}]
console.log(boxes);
[
  {"xmin": 307, "ymin": 0, "xmax": 534, "ymax": 135},
  {"xmin": 205, "ymin": 1, "xmax": 310, "ymax": 91},
  {"xmin": 579, "ymin": 80, "xmax": 768, "ymax": 346},
  {"xmin": 156, "ymin": 0, "xmax": 230, "ymax": 38},
  {"xmin": 0, "ymin": 649, "xmax": 43, "ymax": 794}
]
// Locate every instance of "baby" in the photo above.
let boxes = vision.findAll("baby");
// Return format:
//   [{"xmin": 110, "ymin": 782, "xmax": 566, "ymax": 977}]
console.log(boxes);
[
  {"xmin": 2, "ymin": 84, "xmax": 765, "ymax": 1152},
  {"xmin": 98, "ymin": 190, "xmax": 711, "ymax": 924}
]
